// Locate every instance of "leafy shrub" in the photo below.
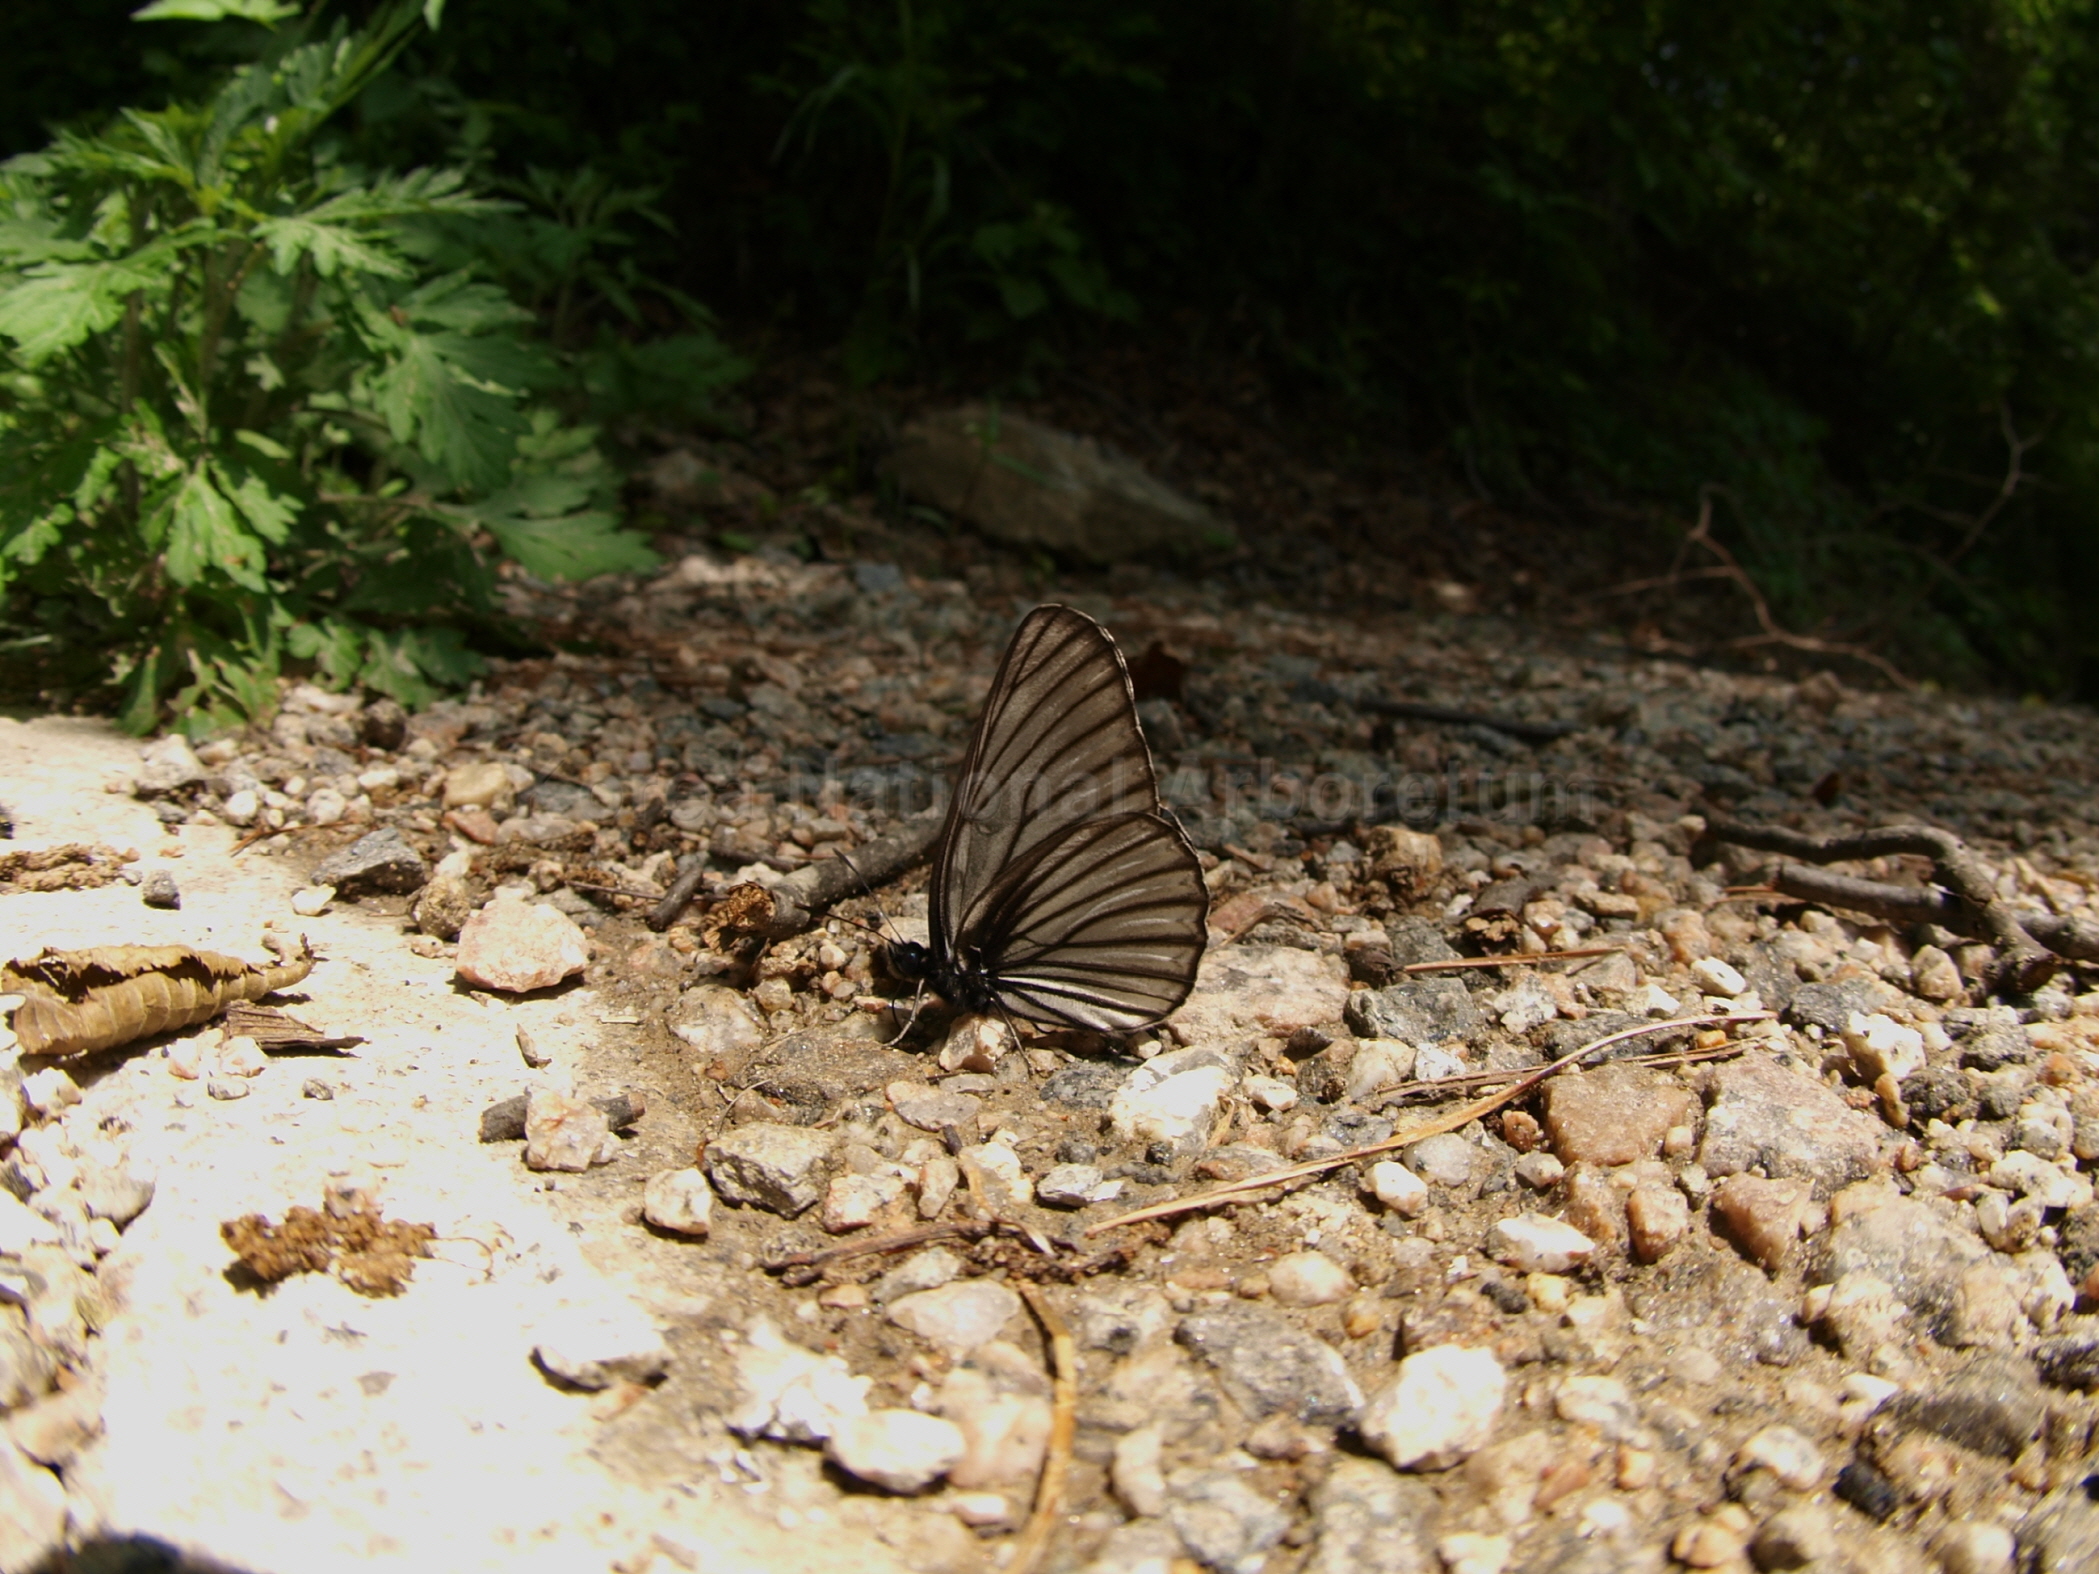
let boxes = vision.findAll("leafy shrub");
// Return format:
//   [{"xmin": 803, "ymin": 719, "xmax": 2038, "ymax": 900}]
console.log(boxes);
[{"xmin": 0, "ymin": 0, "xmax": 734, "ymax": 732}]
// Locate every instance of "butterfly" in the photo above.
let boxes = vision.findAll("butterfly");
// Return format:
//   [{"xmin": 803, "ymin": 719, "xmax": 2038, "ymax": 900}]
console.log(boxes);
[{"xmin": 884, "ymin": 604, "xmax": 1209, "ymax": 1033}]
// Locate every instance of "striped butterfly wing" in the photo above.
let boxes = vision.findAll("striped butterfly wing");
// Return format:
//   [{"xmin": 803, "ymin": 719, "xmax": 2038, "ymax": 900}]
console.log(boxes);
[
  {"xmin": 931, "ymin": 605, "xmax": 1165, "ymax": 950},
  {"xmin": 932, "ymin": 604, "xmax": 1207, "ymax": 1031},
  {"xmin": 960, "ymin": 810, "xmax": 1209, "ymax": 1032}
]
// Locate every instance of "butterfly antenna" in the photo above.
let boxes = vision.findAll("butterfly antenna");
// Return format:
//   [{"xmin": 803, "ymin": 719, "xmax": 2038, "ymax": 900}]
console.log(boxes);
[
  {"xmin": 882, "ymin": 978, "xmax": 930, "ymax": 1047},
  {"xmin": 833, "ymin": 851, "xmax": 905, "ymax": 947}
]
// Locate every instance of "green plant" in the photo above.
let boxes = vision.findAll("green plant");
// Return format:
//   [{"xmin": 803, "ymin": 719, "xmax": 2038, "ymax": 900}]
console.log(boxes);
[{"xmin": 0, "ymin": 0, "xmax": 663, "ymax": 732}]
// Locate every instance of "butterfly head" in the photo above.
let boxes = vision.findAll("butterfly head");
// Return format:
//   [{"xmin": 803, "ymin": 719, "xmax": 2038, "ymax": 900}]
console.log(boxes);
[{"xmin": 884, "ymin": 938, "xmax": 933, "ymax": 982}]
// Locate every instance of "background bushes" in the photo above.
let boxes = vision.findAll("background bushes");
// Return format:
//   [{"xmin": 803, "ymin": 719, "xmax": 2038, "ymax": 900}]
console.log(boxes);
[{"xmin": 8, "ymin": 0, "xmax": 2099, "ymax": 704}]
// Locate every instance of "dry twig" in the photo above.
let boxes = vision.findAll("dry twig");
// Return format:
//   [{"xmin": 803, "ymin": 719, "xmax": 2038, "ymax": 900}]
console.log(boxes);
[
  {"xmin": 1007, "ymin": 1282, "xmax": 1077, "ymax": 1574},
  {"xmin": 647, "ymin": 808, "xmax": 944, "ymax": 933},
  {"xmin": 1701, "ymin": 817, "xmax": 2070, "ymax": 991},
  {"xmin": 1401, "ymin": 945, "xmax": 1620, "ymax": 975},
  {"xmin": 1596, "ymin": 488, "xmax": 1910, "ymax": 688},
  {"xmin": 1086, "ymin": 1012, "xmax": 1771, "ymax": 1235}
]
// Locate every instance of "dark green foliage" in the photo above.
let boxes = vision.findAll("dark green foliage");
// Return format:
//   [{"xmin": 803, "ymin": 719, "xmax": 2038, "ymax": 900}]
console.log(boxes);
[
  {"xmin": 6, "ymin": 0, "xmax": 2099, "ymax": 695},
  {"xmin": 0, "ymin": 1, "xmax": 740, "ymax": 731}
]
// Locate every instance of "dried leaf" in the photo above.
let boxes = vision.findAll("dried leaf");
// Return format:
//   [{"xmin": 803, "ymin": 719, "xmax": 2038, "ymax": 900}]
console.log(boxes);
[
  {"xmin": 4, "ymin": 937, "xmax": 316, "ymax": 1057},
  {"xmin": 218, "ymin": 1001, "xmax": 363, "ymax": 1053},
  {"xmin": 0, "ymin": 844, "xmax": 133, "ymax": 895}
]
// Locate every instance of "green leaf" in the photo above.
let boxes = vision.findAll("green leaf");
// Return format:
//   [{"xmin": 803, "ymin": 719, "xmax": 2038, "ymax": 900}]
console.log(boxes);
[
  {"xmin": 478, "ymin": 507, "xmax": 657, "ymax": 582},
  {"xmin": 212, "ymin": 461, "xmax": 299, "ymax": 545},
  {"xmin": 252, "ymin": 215, "xmax": 411, "ymax": 280},
  {"xmin": 161, "ymin": 469, "xmax": 267, "ymax": 590},
  {"xmin": 133, "ymin": 0, "xmax": 299, "ymax": 22},
  {"xmin": 0, "ymin": 254, "xmax": 163, "ymax": 366},
  {"xmin": 369, "ymin": 333, "xmax": 530, "ymax": 491}
]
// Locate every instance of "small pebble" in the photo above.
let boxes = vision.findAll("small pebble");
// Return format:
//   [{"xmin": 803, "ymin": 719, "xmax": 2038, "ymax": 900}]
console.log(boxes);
[
  {"xmin": 1486, "ymin": 1213, "xmax": 1595, "ymax": 1274},
  {"xmin": 1367, "ymin": 1159, "xmax": 1429, "ymax": 1217},
  {"xmin": 825, "ymin": 1408, "xmax": 965, "ymax": 1493},
  {"xmin": 1436, "ymin": 1532, "xmax": 1512, "ymax": 1574},
  {"xmin": 1690, "ymin": 956, "xmax": 1748, "ymax": 997},
  {"xmin": 516, "ymin": 1027, "xmax": 553, "ymax": 1068},
  {"xmin": 642, "ymin": 1169, "xmax": 714, "ymax": 1236},
  {"xmin": 1932, "ymin": 1521, "xmax": 2016, "ymax": 1574},
  {"xmin": 1672, "ymin": 1519, "xmax": 1745, "ymax": 1568},
  {"xmin": 301, "ymin": 1079, "xmax": 335, "ymax": 1101},
  {"xmin": 205, "ymin": 1078, "xmax": 250, "ymax": 1102},
  {"xmin": 1735, "ymin": 1423, "xmax": 1825, "ymax": 1489},
  {"xmin": 215, "ymin": 1035, "xmax": 266, "ymax": 1079},
  {"xmin": 1266, "ymin": 1251, "xmax": 1352, "ymax": 1308},
  {"xmin": 1359, "ymin": 1345, "xmax": 1506, "ymax": 1470},
  {"xmin": 139, "ymin": 869, "xmax": 181, "ymax": 909},
  {"xmin": 19, "ymin": 1071, "xmax": 80, "ymax": 1118},
  {"xmin": 1111, "ymin": 1426, "xmax": 1168, "ymax": 1517},
  {"xmin": 522, "ymin": 1089, "xmax": 616, "ymax": 1172},
  {"xmin": 290, "ymin": 885, "xmax": 335, "ymax": 917}
]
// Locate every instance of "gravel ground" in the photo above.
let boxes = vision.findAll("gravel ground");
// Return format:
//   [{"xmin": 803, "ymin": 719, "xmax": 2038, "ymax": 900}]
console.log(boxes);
[{"xmin": 4, "ymin": 421, "xmax": 2099, "ymax": 1574}]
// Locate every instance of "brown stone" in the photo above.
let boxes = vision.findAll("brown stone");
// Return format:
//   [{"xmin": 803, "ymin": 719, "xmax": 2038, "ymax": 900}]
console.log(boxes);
[
  {"xmin": 1562, "ymin": 1166, "xmax": 1627, "ymax": 1248},
  {"xmin": 1626, "ymin": 1184, "xmax": 1690, "ymax": 1263},
  {"xmin": 1713, "ymin": 1174, "xmax": 1812, "ymax": 1271},
  {"xmin": 1542, "ymin": 1064, "xmax": 1697, "ymax": 1167}
]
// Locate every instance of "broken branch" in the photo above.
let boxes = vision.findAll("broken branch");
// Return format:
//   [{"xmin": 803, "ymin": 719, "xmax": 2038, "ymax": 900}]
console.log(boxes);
[
  {"xmin": 652, "ymin": 808, "xmax": 946, "ymax": 937},
  {"xmin": 1702, "ymin": 817, "xmax": 2062, "ymax": 992}
]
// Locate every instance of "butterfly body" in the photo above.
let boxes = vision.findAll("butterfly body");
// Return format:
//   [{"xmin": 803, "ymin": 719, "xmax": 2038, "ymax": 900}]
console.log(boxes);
[{"xmin": 887, "ymin": 605, "xmax": 1208, "ymax": 1034}]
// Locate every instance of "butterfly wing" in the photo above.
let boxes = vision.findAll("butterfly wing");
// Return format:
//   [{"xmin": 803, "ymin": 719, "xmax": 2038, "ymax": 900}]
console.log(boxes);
[
  {"xmin": 930, "ymin": 604, "xmax": 1164, "ymax": 953},
  {"xmin": 961, "ymin": 810, "xmax": 1209, "ymax": 1032}
]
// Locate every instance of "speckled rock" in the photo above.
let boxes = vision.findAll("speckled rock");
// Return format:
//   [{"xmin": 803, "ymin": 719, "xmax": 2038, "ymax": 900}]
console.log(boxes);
[
  {"xmin": 1168, "ymin": 1468, "xmax": 1293, "ymax": 1574},
  {"xmin": 1542, "ymin": 1064, "xmax": 1697, "ymax": 1167},
  {"xmin": 1304, "ymin": 1457, "xmax": 1439, "ymax": 1574},
  {"xmin": 453, "ymin": 894, "xmax": 590, "ymax": 993},
  {"xmin": 1346, "ymin": 976, "xmax": 1482, "ymax": 1045},
  {"xmin": 703, "ymin": 1122, "xmax": 834, "ymax": 1216},
  {"xmin": 1699, "ymin": 1053, "xmax": 1886, "ymax": 1192},
  {"xmin": 1176, "ymin": 1302, "xmax": 1365, "ymax": 1426}
]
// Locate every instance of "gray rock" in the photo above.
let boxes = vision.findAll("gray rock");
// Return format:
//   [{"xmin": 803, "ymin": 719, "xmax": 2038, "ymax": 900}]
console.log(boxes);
[
  {"xmin": 703, "ymin": 1122, "xmax": 834, "ymax": 1215},
  {"xmin": 2023, "ymin": 1478, "xmax": 2099, "ymax": 1573},
  {"xmin": 1167, "ymin": 1468, "xmax": 1292, "ymax": 1574},
  {"xmin": 310, "ymin": 827, "xmax": 429, "ymax": 896},
  {"xmin": 1961, "ymin": 1027, "xmax": 2036, "ymax": 1071},
  {"xmin": 893, "ymin": 404, "xmax": 1232, "ymax": 564},
  {"xmin": 1346, "ymin": 976, "xmax": 1482, "ymax": 1045},
  {"xmin": 1737, "ymin": 943, "xmax": 1801, "ymax": 1015},
  {"xmin": 1382, "ymin": 917, "xmax": 1459, "ymax": 967},
  {"xmin": 139, "ymin": 868, "xmax": 181, "ymax": 909},
  {"xmin": 81, "ymin": 1158, "xmax": 156, "ymax": 1228},
  {"xmin": 2034, "ymin": 1318, "xmax": 2099, "ymax": 1391},
  {"xmin": 1303, "ymin": 1456, "xmax": 1438, "ymax": 1574},
  {"xmin": 1403, "ymin": 1132, "xmax": 1479, "ymax": 1188},
  {"xmin": 1698, "ymin": 1053, "xmax": 1884, "ymax": 1193},
  {"xmin": 1884, "ymin": 1356, "xmax": 2043, "ymax": 1460},
  {"xmin": 1037, "ymin": 1163, "xmax": 1119, "ymax": 1208},
  {"xmin": 522, "ymin": 779, "xmax": 615, "ymax": 822},
  {"xmin": 1786, "ymin": 979, "xmax": 1894, "ymax": 1035},
  {"xmin": 1813, "ymin": 1196, "xmax": 1990, "ymax": 1340},
  {"xmin": 1041, "ymin": 1060, "xmax": 1132, "ymax": 1110},
  {"xmin": 133, "ymin": 735, "xmax": 204, "ymax": 797},
  {"xmin": 873, "ymin": 1247, "xmax": 964, "ymax": 1304},
  {"xmin": 1175, "ymin": 1302, "xmax": 1364, "ymax": 1427},
  {"xmin": 1539, "ymin": 1011, "xmax": 1689, "ymax": 1062}
]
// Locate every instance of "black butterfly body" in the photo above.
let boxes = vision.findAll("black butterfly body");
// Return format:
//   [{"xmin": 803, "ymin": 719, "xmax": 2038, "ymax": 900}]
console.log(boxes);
[{"xmin": 886, "ymin": 604, "xmax": 1209, "ymax": 1032}]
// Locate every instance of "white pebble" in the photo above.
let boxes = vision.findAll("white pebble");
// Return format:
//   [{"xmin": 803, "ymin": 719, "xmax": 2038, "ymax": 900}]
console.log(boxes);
[
  {"xmin": 825, "ymin": 1408, "xmax": 965, "ymax": 1493},
  {"xmin": 1690, "ymin": 957, "xmax": 1748, "ymax": 997},
  {"xmin": 1735, "ymin": 1424, "xmax": 1825, "ymax": 1489},
  {"xmin": 215, "ymin": 1035, "xmax": 266, "ymax": 1078},
  {"xmin": 1242, "ymin": 1074, "xmax": 1299, "ymax": 1112},
  {"xmin": 1266, "ymin": 1251, "xmax": 1353, "ymax": 1307},
  {"xmin": 642, "ymin": 1169, "xmax": 714, "ymax": 1236},
  {"xmin": 19, "ymin": 1070, "xmax": 80, "ymax": 1118},
  {"xmin": 1486, "ymin": 1213, "xmax": 1597, "ymax": 1274},
  {"xmin": 290, "ymin": 885, "xmax": 335, "ymax": 916},
  {"xmin": 1360, "ymin": 1345, "xmax": 1506, "ymax": 1470},
  {"xmin": 1368, "ymin": 1160, "xmax": 1429, "ymax": 1218}
]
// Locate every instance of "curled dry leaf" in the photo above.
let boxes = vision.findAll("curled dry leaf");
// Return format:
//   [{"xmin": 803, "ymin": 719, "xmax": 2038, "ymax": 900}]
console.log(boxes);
[{"xmin": 4, "ymin": 937, "xmax": 316, "ymax": 1057}]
